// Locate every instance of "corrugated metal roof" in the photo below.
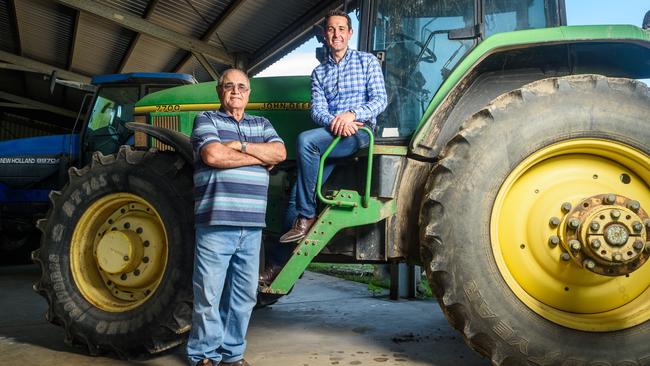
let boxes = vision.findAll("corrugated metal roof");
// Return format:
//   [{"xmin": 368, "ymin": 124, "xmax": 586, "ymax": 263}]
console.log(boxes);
[
  {"xmin": 0, "ymin": 0, "xmax": 341, "ymax": 136},
  {"xmin": 121, "ymin": 34, "xmax": 186, "ymax": 72},
  {"xmin": 15, "ymin": 0, "xmax": 75, "ymax": 68},
  {"xmin": 213, "ymin": 0, "xmax": 323, "ymax": 54},
  {"xmin": 103, "ymin": 0, "xmax": 148, "ymax": 16},
  {"xmin": 71, "ymin": 12, "xmax": 134, "ymax": 75}
]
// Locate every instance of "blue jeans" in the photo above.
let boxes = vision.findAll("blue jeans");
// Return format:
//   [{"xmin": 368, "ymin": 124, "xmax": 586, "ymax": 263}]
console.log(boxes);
[
  {"xmin": 186, "ymin": 225, "xmax": 262, "ymax": 365},
  {"xmin": 285, "ymin": 127, "xmax": 369, "ymax": 228}
]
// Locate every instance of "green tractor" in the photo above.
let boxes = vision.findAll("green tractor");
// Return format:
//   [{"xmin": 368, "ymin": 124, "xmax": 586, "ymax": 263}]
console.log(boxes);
[{"xmin": 34, "ymin": 0, "xmax": 650, "ymax": 364}]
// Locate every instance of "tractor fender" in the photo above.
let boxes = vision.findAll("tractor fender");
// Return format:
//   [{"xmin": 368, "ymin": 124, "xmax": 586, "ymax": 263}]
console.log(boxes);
[{"xmin": 125, "ymin": 122, "xmax": 193, "ymax": 164}]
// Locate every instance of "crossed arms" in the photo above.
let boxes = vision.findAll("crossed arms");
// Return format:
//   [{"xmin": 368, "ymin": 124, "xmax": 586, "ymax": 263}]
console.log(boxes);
[{"xmin": 200, "ymin": 140, "xmax": 286, "ymax": 169}]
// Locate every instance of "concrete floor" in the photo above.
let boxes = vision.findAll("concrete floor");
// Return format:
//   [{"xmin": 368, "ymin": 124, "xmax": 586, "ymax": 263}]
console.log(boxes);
[{"xmin": 0, "ymin": 264, "xmax": 488, "ymax": 366}]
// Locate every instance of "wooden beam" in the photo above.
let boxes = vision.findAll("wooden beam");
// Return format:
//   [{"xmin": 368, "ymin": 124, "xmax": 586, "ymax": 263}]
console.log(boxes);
[
  {"xmin": 192, "ymin": 52, "xmax": 220, "ymax": 80},
  {"xmin": 8, "ymin": 0, "xmax": 21, "ymax": 54},
  {"xmin": 117, "ymin": 0, "xmax": 160, "ymax": 73},
  {"xmin": 172, "ymin": 0, "xmax": 247, "ymax": 73},
  {"xmin": 67, "ymin": 9, "xmax": 80, "ymax": 70},
  {"xmin": 54, "ymin": 0, "xmax": 234, "ymax": 66},
  {"xmin": 0, "ymin": 91, "xmax": 78, "ymax": 118},
  {"xmin": 0, "ymin": 50, "xmax": 91, "ymax": 83}
]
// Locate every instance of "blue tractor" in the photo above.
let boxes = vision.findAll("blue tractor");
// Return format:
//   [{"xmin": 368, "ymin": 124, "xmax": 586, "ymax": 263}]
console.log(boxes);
[{"xmin": 0, "ymin": 72, "xmax": 196, "ymax": 263}]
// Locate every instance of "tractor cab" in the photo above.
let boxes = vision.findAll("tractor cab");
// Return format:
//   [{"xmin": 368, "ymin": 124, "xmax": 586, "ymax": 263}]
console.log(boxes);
[
  {"xmin": 356, "ymin": 0, "xmax": 565, "ymax": 139},
  {"xmin": 80, "ymin": 73, "xmax": 196, "ymax": 165}
]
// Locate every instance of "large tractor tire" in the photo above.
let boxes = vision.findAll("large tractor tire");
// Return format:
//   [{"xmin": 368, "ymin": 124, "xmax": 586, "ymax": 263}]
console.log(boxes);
[
  {"xmin": 32, "ymin": 146, "xmax": 194, "ymax": 357},
  {"xmin": 420, "ymin": 75, "xmax": 650, "ymax": 365}
]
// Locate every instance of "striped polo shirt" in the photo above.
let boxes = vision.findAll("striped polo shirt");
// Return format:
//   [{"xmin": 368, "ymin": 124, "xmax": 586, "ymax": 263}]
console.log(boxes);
[{"xmin": 191, "ymin": 109, "xmax": 283, "ymax": 227}]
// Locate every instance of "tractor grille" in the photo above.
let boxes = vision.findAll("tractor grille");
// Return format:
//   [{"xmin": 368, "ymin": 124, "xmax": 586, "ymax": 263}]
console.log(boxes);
[{"xmin": 150, "ymin": 115, "xmax": 179, "ymax": 151}]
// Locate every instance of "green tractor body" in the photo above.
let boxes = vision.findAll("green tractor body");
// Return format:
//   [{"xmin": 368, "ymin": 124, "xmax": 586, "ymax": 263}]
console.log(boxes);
[{"xmin": 34, "ymin": 0, "xmax": 650, "ymax": 364}]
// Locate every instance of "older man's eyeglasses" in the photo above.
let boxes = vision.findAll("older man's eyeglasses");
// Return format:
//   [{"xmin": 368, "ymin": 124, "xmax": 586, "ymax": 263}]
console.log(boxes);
[{"xmin": 220, "ymin": 83, "xmax": 250, "ymax": 93}]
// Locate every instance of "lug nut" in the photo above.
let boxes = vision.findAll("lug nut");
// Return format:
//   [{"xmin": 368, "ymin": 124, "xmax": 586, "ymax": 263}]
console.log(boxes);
[
  {"xmin": 633, "ymin": 221, "xmax": 643, "ymax": 233},
  {"xmin": 569, "ymin": 240, "xmax": 582, "ymax": 251},
  {"xmin": 590, "ymin": 221, "xmax": 600, "ymax": 232},
  {"xmin": 604, "ymin": 194, "xmax": 616, "ymax": 205},
  {"xmin": 568, "ymin": 218, "xmax": 581, "ymax": 229},
  {"xmin": 591, "ymin": 239, "xmax": 601, "ymax": 249},
  {"xmin": 548, "ymin": 236, "xmax": 560, "ymax": 247},
  {"xmin": 124, "ymin": 222, "xmax": 131, "ymax": 229},
  {"xmin": 628, "ymin": 200, "xmax": 641, "ymax": 212},
  {"xmin": 645, "ymin": 220, "xmax": 650, "ymax": 230},
  {"xmin": 134, "ymin": 269, "xmax": 140, "ymax": 276},
  {"xmin": 633, "ymin": 240, "xmax": 644, "ymax": 251},
  {"xmin": 561, "ymin": 252, "xmax": 571, "ymax": 261},
  {"xmin": 561, "ymin": 202, "xmax": 572, "ymax": 213},
  {"xmin": 583, "ymin": 259, "xmax": 596, "ymax": 269},
  {"xmin": 142, "ymin": 256, "xmax": 149, "ymax": 263},
  {"xmin": 549, "ymin": 217, "xmax": 561, "ymax": 228},
  {"xmin": 613, "ymin": 253, "xmax": 623, "ymax": 262},
  {"xmin": 123, "ymin": 255, "xmax": 129, "ymax": 261},
  {"xmin": 610, "ymin": 210, "xmax": 621, "ymax": 220},
  {"xmin": 120, "ymin": 274, "xmax": 127, "ymax": 280}
]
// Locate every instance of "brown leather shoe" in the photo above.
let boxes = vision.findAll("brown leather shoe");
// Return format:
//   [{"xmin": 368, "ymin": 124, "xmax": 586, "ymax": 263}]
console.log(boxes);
[
  {"xmin": 221, "ymin": 359, "xmax": 251, "ymax": 366},
  {"xmin": 279, "ymin": 216, "xmax": 316, "ymax": 243},
  {"xmin": 259, "ymin": 263, "xmax": 282, "ymax": 286}
]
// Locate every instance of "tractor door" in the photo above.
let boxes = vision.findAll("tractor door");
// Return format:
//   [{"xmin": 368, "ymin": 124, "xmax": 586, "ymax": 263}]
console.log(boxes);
[
  {"xmin": 365, "ymin": 0, "xmax": 478, "ymax": 139},
  {"xmin": 361, "ymin": 0, "xmax": 565, "ymax": 140}
]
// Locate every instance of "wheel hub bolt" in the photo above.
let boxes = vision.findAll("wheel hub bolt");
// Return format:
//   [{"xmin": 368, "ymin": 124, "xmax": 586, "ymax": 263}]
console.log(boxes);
[
  {"xmin": 123, "ymin": 255, "xmax": 129, "ymax": 261},
  {"xmin": 604, "ymin": 194, "xmax": 616, "ymax": 205},
  {"xmin": 561, "ymin": 202, "xmax": 572, "ymax": 213},
  {"xmin": 120, "ymin": 274, "xmax": 127, "ymax": 280},
  {"xmin": 583, "ymin": 259, "xmax": 596, "ymax": 269},
  {"xmin": 645, "ymin": 219, "xmax": 650, "ymax": 230},
  {"xmin": 134, "ymin": 269, "xmax": 140, "ymax": 276},
  {"xmin": 633, "ymin": 240, "xmax": 644, "ymax": 251},
  {"xmin": 633, "ymin": 221, "xmax": 644, "ymax": 233},
  {"xmin": 142, "ymin": 256, "xmax": 149, "ymax": 263},
  {"xmin": 613, "ymin": 253, "xmax": 623, "ymax": 262},
  {"xmin": 569, "ymin": 240, "xmax": 582, "ymax": 251},
  {"xmin": 628, "ymin": 200, "xmax": 641, "ymax": 212},
  {"xmin": 548, "ymin": 236, "xmax": 560, "ymax": 247},
  {"xmin": 549, "ymin": 217, "xmax": 561, "ymax": 228},
  {"xmin": 568, "ymin": 218, "xmax": 581, "ymax": 230},
  {"xmin": 591, "ymin": 239, "xmax": 601, "ymax": 249},
  {"xmin": 561, "ymin": 252, "xmax": 571, "ymax": 261},
  {"xmin": 610, "ymin": 210, "xmax": 621, "ymax": 220},
  {"xmin": 590, "ymin": 221, "xmax": 600, "ymax": 231}
]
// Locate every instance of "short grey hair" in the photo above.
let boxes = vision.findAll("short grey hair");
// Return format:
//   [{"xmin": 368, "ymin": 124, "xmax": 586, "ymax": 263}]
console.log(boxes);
[{"xmin": 218, "ymin": 68, "xmax": 249, "ymax": 87}]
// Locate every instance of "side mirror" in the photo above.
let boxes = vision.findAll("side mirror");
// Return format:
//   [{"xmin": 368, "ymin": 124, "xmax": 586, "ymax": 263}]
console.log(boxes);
[{"xmin": 643, "ymin": 10, "xmax": 650, "ymax": 30}]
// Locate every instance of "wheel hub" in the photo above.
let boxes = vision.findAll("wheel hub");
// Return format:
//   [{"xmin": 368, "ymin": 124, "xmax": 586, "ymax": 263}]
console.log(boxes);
[
  {"xmin": 96, "ymin": 230, "xmax": 143, "ymax": 274},
  {"xmin": 553, "ymin": 193, "xmax": 649, "ymax": 276}
]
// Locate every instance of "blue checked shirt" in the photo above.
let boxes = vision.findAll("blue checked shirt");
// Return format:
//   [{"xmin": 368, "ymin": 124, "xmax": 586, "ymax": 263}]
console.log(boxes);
[{"xmin": 311, "ymin": 48, "xmax": 387, "ymax": 127}]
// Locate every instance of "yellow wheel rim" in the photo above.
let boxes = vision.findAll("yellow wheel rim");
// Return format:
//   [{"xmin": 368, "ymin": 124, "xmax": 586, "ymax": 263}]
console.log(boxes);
[
  {"xmin": 70, "ymin": 193, "xmax": 168, "ymax": 312},
  {"xmin": 491, "ymin": 139, "xmax": 650, "ymax": 331}
]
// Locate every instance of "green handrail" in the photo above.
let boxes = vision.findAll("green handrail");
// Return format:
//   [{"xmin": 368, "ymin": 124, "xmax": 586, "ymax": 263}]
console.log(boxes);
[{"xmin": 316, "ymin": 127, "xmax": 374, "ymax": 208}]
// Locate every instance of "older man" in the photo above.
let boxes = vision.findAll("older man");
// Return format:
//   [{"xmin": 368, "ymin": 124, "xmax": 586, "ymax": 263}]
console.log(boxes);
[
  {"xmin": 280, "ymin": 9, "xmax": 387, "ymax": 243},
  {"xmin": 187, "ymin": 68, "xmax": 286, "ymax": 366}
]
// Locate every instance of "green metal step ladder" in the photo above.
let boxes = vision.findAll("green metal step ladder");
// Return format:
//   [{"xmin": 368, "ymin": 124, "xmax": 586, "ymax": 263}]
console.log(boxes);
[{"xmin": 261, "ymin": 127, "xmax": 397, "ymax": 294}]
